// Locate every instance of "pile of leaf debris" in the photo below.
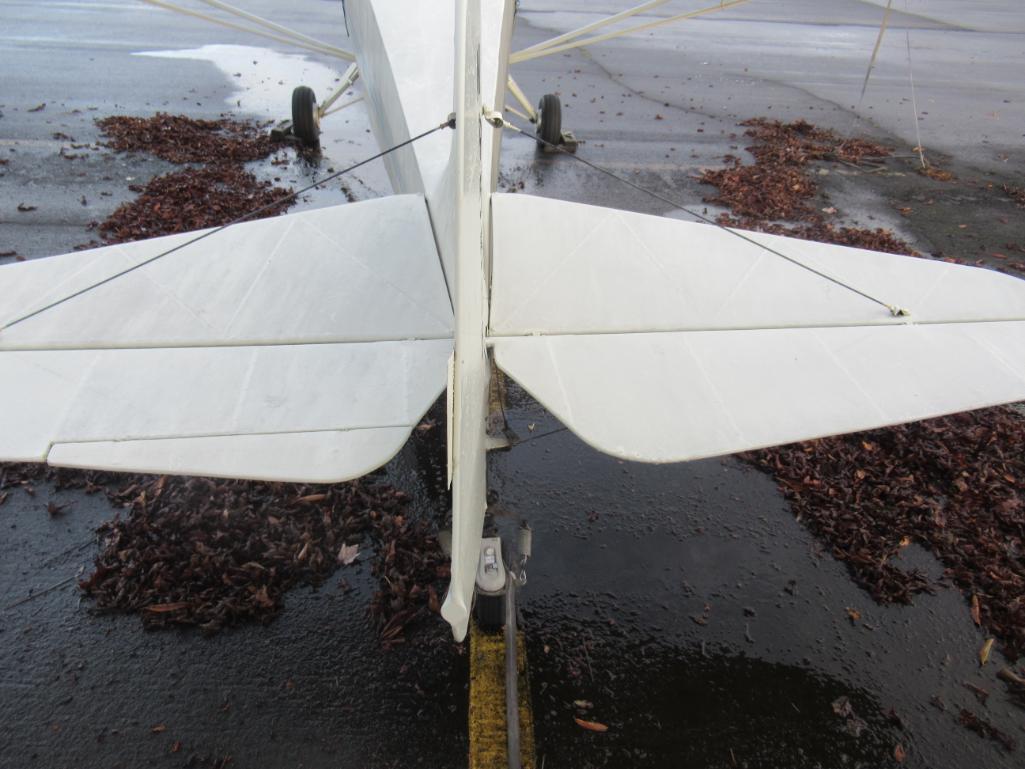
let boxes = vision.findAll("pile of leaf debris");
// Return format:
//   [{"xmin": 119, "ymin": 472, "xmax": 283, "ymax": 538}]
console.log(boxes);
[
  {"xmin": 88, "ymin": 113, "xmax": 293, "ymax": 244},
  {"xmin": 700, "ymin": 118, "xmax": 914, "ymax": 255},
  {"xmin": 744, "ymin": 406, "xmax": 1025, "ymax": 661},
  {"xmin": 95, "ymin": 164, "xmax": 292, "ymax": 243},
  {"xmin": 1, "ymin": 462, "xmax": 447, "ymax": 638},
  {"xmin": 96, "ymin": 113, "xmax": 277, "ymax": 164}
]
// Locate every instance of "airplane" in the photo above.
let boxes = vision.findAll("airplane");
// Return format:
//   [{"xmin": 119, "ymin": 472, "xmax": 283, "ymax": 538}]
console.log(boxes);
[{"xmin": 2, "ymin": 0, "xmax": 1025, "ymax": 652}]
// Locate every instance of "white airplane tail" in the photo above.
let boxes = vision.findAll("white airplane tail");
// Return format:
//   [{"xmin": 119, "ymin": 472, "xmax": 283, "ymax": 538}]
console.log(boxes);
[{"xmin": 489, "ymin": 193, "xmax": 1025, "ymax": 462}]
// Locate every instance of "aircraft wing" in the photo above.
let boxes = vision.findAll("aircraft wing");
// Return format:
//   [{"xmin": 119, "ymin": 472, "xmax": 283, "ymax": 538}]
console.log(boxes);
[
  {"xmin": 489, "ymin": 193, "xmax": 1025, "ymax": 461},
  {"xmin": 0, "ymin": 194, "xmax": 453, "ymax": 482}
]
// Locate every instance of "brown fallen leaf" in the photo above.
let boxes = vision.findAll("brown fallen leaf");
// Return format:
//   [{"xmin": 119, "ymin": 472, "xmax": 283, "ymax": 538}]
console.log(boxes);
[
  {"xmin": 296, "ymin": 493, "xmax": 327, "ymax": 505},
  {"xmin": 252, "ymin": 585, "xmax": 274, "ymax": 608},
  {"xmin": 27, "ymin": 103, "xmax": 46, "ymax": 112},
  {"xmin": 894, "ymin": 743, "xmax": 906, "ymax": 763},
  {"xmin": 963, "ymin": 681, "xmax": 990, "ymax": 704},
  {"xmin": 980, "ymin": 638, "xmax": 995, "ymax": 666},
  {"xmin": 47, "ymin": 501, "xmax": 68, "ymax": 517},
  {"xmin": 574, "ymin": 717, "xmax": 608, "ymax": 733},
  {"xmin": 997, "ymin": 667, "xmax": 1025, "ymax": 688},
  {"xmin": 337, "ymin": 543, "xmax": 360, "ymax": 566},
  {"xmin": 0, "ymin": 250, "xmax": 17, "ymax": 257},
  {"xmin": 171, "ymin": 740, "xmax": 182, "ymax": 753},
  {"xmin": 958, "ymin": 708, "xmax": 1016, "ymax": 751},
  {"xmin": 971, "ymin": 595, "xmax": 981, "ymax": 626},
  {"xmin": 143, "ymin": 602, "xmax": 190, "ymax": 613},
  {"xmin": 16, "ymin": 203, "xmax": 37, "ymax": 212},
  {"xmin": 921, "ymin": 166, "xmax": 954, "ymax": 181},
  {"xmin": 846, "ymin": 607, "xmax": 861, "ymax": 623},
  {"xmin": 150, "ymin": 724, "xmax": 167, "ymax": 734}
]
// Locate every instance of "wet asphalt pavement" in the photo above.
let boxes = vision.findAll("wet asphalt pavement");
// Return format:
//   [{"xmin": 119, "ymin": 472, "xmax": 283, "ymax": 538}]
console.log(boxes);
[{"xmin": 3, "ymin": 1, "xmax": 1025, "ymax": 768}]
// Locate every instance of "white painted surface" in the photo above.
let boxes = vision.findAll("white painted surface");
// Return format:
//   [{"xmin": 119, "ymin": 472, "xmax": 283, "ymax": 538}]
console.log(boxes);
[
  {"xmin": 0, "ymin": 195, "xmax": 453, "ymax": 481},
  {"xmin": 347, "ymin": 0, "xmax": 509, "ymax": 298},
  {"xmin": 49, "ymin": 428, "xmax": 412, "ymax": 484},
  {"xmin": 495, "ymin": 323, "xmax": 1025, "ymax": 462},
  {"xmin": 490, "ymin": 194, "xmax": 1025, "ymax": 336},
  {"xmin": 347, "ymin": 0, "xmax": 457, "ymax": 288},
  {"xmin": 439, "ymin": 0, "xmax": 492, "ymax": 644},
  {"xmin": 1, "ymin": 339, "xmax": 450, "ymax": 478},
  {"xmin": 2, "ymin": 195, "xmax": 452, "ymax": 348},
  {"xmin": 491, "ymin": 195, "xmax": 1025, "ymax": 462}
]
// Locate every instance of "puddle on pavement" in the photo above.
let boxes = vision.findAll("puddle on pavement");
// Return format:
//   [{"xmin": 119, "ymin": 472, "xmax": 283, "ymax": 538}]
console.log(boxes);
[{"xmin": 525, "ymin": 608, "xmax": 900, "ymax": 769}]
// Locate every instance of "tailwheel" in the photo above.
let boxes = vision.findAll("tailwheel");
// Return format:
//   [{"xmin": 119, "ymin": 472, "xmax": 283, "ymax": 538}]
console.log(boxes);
[
  {"xmin": 535, "ymin": 93, "xmax": 561, "ymax": 149},
  {"xmin": 291, "ymin": 85, "xmax": 320, "ymax": 147},
  {"xmin": 474, "ymin": 590, "xmax": 506, "ymax": 632},
  {"xmin": 474, "ymin": 536, "xmax": 507, "ymax": 632}
]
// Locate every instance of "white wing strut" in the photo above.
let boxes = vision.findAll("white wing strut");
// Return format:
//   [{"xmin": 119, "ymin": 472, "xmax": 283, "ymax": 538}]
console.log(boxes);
[
  {"xmin": 0, "ymin": 195, "xmax": 453, "ymax": 483},
  {"xmin": 489, "ymin": 193, "xmax": 1025, "ymax": 462},
  {"xmin": 138, "ymin": 0, "xmax": 356, "ymax": 61},
  {"xmin": 509, "ymin": 0, "xmax": 750, "ymax": 64}
]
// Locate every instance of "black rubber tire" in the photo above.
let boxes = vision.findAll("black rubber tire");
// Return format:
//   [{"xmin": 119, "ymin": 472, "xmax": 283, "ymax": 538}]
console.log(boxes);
[
  {"xmin": 291, "ymin": 85, "xmax": 320, "ymax": 146},
  {"xmin": 536, "ymin": 93, "xmax": 561, "ymax": 148},
  {"xmin": 474, "ymin": 592, "xmax": 506, "ymax": 633}
]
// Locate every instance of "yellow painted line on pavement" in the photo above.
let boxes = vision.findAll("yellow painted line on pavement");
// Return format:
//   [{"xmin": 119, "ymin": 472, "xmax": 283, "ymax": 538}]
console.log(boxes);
[{"xmin": 469, "ymin": 621, "xmax": 535, "ymax": 769}]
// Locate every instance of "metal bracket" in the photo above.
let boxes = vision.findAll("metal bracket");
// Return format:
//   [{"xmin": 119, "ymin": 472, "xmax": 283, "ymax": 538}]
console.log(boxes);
[
  {"xmin": 483, "ymin": 108, "xmax": 506, "ymax": 128},
  {"xmin": 541, "ymin": 129, "xmax": 579, "ymax": 154},
  {"xmin": 318, "ymin": 62, "xmax": 361, "ymax": 119}
]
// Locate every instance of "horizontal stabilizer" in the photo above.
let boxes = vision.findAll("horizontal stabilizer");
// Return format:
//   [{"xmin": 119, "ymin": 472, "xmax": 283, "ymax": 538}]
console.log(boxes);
[
  {"xmin": 2, "ymin": 195, "xmax": 452, "ymax": 349},
  {"xmin": 0, "ymin": 195, "xmax": 453, "ymax": 482},
  {"xmin": 490, "ymin": 194, "xmax": 1025, "ymax": 462},
  {"xmin": 47, "ymin": 428, "xmax": 415, "ymax": 484}
]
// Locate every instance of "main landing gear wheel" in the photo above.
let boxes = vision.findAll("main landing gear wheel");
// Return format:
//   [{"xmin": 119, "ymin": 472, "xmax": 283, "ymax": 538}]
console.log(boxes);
[
  {"xmin": 291, "ymin": 85, "xmax": 320, "ymax": 147},
  {"xmin": 535, "ymin": 93, "xmax": 561, "ymax": 149}
]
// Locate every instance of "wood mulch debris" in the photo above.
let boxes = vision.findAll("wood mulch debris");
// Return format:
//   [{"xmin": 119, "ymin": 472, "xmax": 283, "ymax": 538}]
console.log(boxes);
[{"xmin": 700, "ymin": 118, "xmax": 915, "ymax": 255}]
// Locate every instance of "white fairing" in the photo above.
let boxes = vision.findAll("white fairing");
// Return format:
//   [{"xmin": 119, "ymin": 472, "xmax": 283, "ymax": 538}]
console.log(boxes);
[
  {"xmin": 0, "ymin": 195, "xmax": 453, "ymax": 482},
  {"xmin": 348, "ymin": 0, "xmax": 513, "ymax": 641},
  {"xmin": 346, "ymin": 0, "xmax": 511, "ymax": 294},
  {"xmin": 490, "ymin": 194, "xmax": 1025, "ymax": 462}
]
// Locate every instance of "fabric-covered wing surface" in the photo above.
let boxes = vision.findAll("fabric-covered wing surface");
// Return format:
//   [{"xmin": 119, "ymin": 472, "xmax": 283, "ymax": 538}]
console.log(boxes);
[
  {"xmin": 0, "ymin": 194, "xmax": 453, "ymax": 482},
  {"xmin": 490, "ymin": 193, "xmax": 1025, "ymax": 462}
]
